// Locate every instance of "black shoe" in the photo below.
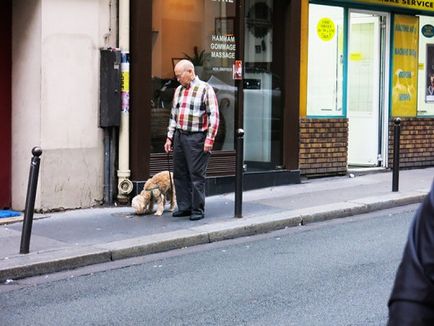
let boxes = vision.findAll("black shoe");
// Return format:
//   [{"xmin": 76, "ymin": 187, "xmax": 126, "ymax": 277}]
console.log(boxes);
[
  {"xmin": 172, "ymin": 210, "xmax": 191, "ymax": 217},
  {"xmin": 189, "ymin": 214, "xmax": 204, "ymax": 221}
]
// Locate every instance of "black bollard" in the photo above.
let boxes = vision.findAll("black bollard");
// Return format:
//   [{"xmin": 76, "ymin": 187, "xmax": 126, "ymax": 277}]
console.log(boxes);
[
  {"xmin": 392, "ymin": 118, "xmax": 401, "ymax": 192},
  {"xmin": 235, "ymin": 128, "xmax": 244, "ymax": 218},
  {"xmin": 20, "ymin": 147, "xmax": 43, "ymax": 254}
]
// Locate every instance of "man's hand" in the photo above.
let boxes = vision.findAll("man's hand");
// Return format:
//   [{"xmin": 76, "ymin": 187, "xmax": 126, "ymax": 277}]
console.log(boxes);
[
  {"xmin": 164, "ymin": 138, "xmax": 173, "ymax": 153},
  {"xmin": 204, "ymin": 143, "xmax": 213, "ymax": 153},
  {"xmin": 204, "ymin": 138, "xmax": 213, "ymax": 153}
]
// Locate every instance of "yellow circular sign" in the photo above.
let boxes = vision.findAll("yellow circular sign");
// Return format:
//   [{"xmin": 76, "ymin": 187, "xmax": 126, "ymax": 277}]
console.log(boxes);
[{"xmin": 317, "ymin": 18, "xmax": 336, "ymax": 42}]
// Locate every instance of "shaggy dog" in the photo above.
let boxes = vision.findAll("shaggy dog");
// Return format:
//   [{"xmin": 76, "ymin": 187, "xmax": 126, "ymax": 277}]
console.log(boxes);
[{"xmin": 131, "ymin": 171, "xmax": 176, "ymax": 216}]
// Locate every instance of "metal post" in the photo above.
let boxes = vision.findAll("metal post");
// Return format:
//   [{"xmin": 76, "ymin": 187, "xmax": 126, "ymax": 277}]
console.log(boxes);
[
  {"xmin": 235, "ymin": 128, "xmax": 244, "ymax": 218},
  {"xmin": 20, "ymin": 147, "xmax": 43, "ymax": 254},
  {"xmin": 392, "ymin": 118, "xmax": 401, "ymax": 192}
]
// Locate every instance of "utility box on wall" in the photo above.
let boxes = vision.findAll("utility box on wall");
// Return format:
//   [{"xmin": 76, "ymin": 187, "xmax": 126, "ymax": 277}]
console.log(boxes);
[{"xmin": 100, "ymin": 49, "xmax": 121, "ymax": 127}]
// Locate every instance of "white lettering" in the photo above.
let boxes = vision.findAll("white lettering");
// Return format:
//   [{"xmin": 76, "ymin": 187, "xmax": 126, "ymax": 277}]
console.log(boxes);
[
  {"xmin": 212, "ymin": 67, "xmax": 232, "ymax": 72},
  {"xmin": 210, "ymin": 43, "xmax": 236, "ymax": 51},
  {"xmin": 210, "ymin": 34, "xmax": 236, "ymax": 62},
  {"xmin": 211, "ymin": 34, "xmax": 235, "ymax": 42},
  {"xmin": 211, "ymin": 51, "xmax": 235, "ymax": 59}
]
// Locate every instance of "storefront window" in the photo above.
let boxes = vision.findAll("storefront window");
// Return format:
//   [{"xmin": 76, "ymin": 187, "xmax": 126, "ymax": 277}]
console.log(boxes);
[
  {"xmin": 307, "ymin": 4, "xmax": 344, "ymax": 117},
  {"xmin": 418, "ymin": 15, "xmax": 434, "ymax": 116},
  {"xmin": 151, "ymin": 0, "xmax": 236, "ymax": 153}
]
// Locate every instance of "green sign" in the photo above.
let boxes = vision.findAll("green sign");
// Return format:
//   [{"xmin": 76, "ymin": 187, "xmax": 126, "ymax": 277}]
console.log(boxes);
[{"xmin": 422, "ymin": 24, "xmax": 434, "ymax": 37}]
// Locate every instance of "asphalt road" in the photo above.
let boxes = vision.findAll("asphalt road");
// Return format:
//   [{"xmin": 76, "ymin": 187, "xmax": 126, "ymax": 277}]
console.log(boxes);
[{"xmin": 0, "ymin": 204, "xmax": 418, "ymax": 326}]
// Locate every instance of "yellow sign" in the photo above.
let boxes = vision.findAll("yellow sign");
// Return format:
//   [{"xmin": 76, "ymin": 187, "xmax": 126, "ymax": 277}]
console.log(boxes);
[
  {"xmin": 317, "ymin": 18, "xmax": 336, "ymax": 41},
  {"xmin": 350, "ymin": 52, "xmax": 363, "ymax": 61},
  {"xmin": 350, "ymin": 0, "xmax": 434, "ymax": 13},
  {"xmin": 121, "ymin": 71, "xmax": 129, "ymax": 92},
  {"xmin": 391, "ymin": 15, "xmax": 419, "ymax": 117}
]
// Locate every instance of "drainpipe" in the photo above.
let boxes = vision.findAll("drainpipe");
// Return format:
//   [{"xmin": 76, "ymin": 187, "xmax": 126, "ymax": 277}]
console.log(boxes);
[{"xmin": 117, "ymin": 0, "xmax": 133, "ymax": 203}]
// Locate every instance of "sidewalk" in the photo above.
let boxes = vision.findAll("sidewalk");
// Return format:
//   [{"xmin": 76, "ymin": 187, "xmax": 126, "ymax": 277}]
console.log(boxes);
[{"xmin": 1, "ymin": 167, "xmax": 433, "ymax": 282}]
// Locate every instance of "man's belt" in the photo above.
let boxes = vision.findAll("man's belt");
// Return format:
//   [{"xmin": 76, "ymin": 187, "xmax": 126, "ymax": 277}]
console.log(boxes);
[{"xmin": 176, "ymin": 129, "xmax": 206, "ymax": 135}]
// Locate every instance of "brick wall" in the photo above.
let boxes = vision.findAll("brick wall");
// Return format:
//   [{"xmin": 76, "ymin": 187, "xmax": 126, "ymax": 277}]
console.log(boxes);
[
  {"xmin": 388, "ymin": 118, "xmax": 434, "ymax": 168},
  {"xmin": 299, "ymin": 118, "xmax": 348, "ymax": 177}
]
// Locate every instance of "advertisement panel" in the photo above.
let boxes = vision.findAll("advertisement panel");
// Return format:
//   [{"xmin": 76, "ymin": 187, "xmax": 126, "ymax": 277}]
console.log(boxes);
[{"xmin": 391, "ymin": 14, "xmax": 419, "ymax": 117}]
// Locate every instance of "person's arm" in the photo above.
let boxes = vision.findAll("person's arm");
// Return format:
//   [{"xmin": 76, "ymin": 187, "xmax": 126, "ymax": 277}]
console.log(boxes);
[
  {"xmin": 164, "ymin": 88, "xmax": 180, "ymax": 153},
  {"xmin": 204, "ymin": 85, "xmax": 219, "ymax": 152}
]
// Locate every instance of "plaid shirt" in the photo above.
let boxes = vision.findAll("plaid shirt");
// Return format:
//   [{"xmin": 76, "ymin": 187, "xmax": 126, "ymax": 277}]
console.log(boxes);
[{"xmin": 167, "ymin": 77, "xmax": 219, "ymax": 146}]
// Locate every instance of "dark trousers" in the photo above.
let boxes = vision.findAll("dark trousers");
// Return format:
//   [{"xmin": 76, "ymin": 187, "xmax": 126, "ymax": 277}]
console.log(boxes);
[
  {"xmin": 173, "ymin": 130, "xmax": 209, "ymax": 215},
  {"xmin": 388, "ymin": 301, "xmax": 434, "ymax": 325}
]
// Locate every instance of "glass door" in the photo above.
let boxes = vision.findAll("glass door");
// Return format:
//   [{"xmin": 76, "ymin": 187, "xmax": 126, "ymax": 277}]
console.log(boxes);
[
  {"xmin": 243, "ymin": 0, "xmax": 283, "ymax": 171},
  {"xmin": 347, "ymin": 11, "xmax": 388, "ymax": 166}
]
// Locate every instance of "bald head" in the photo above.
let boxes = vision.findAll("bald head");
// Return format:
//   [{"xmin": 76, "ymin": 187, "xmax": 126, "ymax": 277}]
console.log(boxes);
[
  {"xmin": 175, "ymin": 59, "xmax": 195, "ymax": 73},
  {"xmin": 174, "ymin": 59, "xmax": 196, "ymax": 87}
]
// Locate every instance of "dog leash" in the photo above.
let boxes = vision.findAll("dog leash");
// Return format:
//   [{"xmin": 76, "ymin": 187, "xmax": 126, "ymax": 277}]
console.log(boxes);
[{"xmin": 167, "ymin": 151, "xmax": 174, "ymax": 197}]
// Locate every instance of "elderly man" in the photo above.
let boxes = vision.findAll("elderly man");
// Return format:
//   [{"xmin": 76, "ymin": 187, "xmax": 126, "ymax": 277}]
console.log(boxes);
[{"xmin": 164, "ymin": 59, "xmax": 219, "ymax": 221}]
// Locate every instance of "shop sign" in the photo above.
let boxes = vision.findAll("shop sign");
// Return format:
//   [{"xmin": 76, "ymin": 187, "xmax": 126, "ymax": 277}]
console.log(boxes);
[
  {"xmin": 422, "ymin": 24, "xmax": 434, "ymax": 37},
  {"xmin": 391, "ymin": 15, "xmax": 419, "ymax": 117},
  {"xmin": 210, "ymin": 34, "xmax": 236, "ymax": 72},
  {"xmin": 210, "ymin": 34, "xmax": 236, "ymax": 59},
  {"xmin": 345, "ymin": 0, "xmax": 434, "ymax": 13}
]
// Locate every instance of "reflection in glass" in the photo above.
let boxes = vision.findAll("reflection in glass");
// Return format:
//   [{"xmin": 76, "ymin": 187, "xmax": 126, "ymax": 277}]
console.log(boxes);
[
  {"xmin": 151, "ymin": 0, "xmax": 236, "ymax": 153},
  {"xmin": 243, "ymin": 0, "xmax": 282, "ymax": 171}
]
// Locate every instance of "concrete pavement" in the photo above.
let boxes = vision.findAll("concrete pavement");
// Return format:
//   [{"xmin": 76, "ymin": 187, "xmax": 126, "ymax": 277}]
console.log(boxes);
[{"xmin": 1, "ymin": 167, "xmax": 433, "ymax": 282}]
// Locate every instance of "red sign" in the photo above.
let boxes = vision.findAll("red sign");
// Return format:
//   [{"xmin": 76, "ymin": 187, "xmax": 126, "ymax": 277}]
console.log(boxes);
[{"xmin": 233, "ymin": 60, "xmax": 242, "ymax": 80}]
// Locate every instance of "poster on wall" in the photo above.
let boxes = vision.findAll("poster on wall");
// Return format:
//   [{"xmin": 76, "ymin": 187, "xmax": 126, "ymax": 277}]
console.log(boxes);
[
  {"xmin": 426, "ymin": 44, "xmax": 434, "ymax": 102},
  {"xmin": 391, "ymin": 15, "xmax": 419, "ymax": 117}
]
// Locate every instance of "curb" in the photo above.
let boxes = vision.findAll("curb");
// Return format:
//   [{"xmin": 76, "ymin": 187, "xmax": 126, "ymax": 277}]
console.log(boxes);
[
  {"xmin": 0, "ymin": 214, "xmax": 49, "ymax": 226},
  {"xmin": 0, "ymin": 191, "xmax": 427, "ymax": 282},
  {"xmin": 0, "ymin": 247, "xmax": 112, "ymax": 282}
]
